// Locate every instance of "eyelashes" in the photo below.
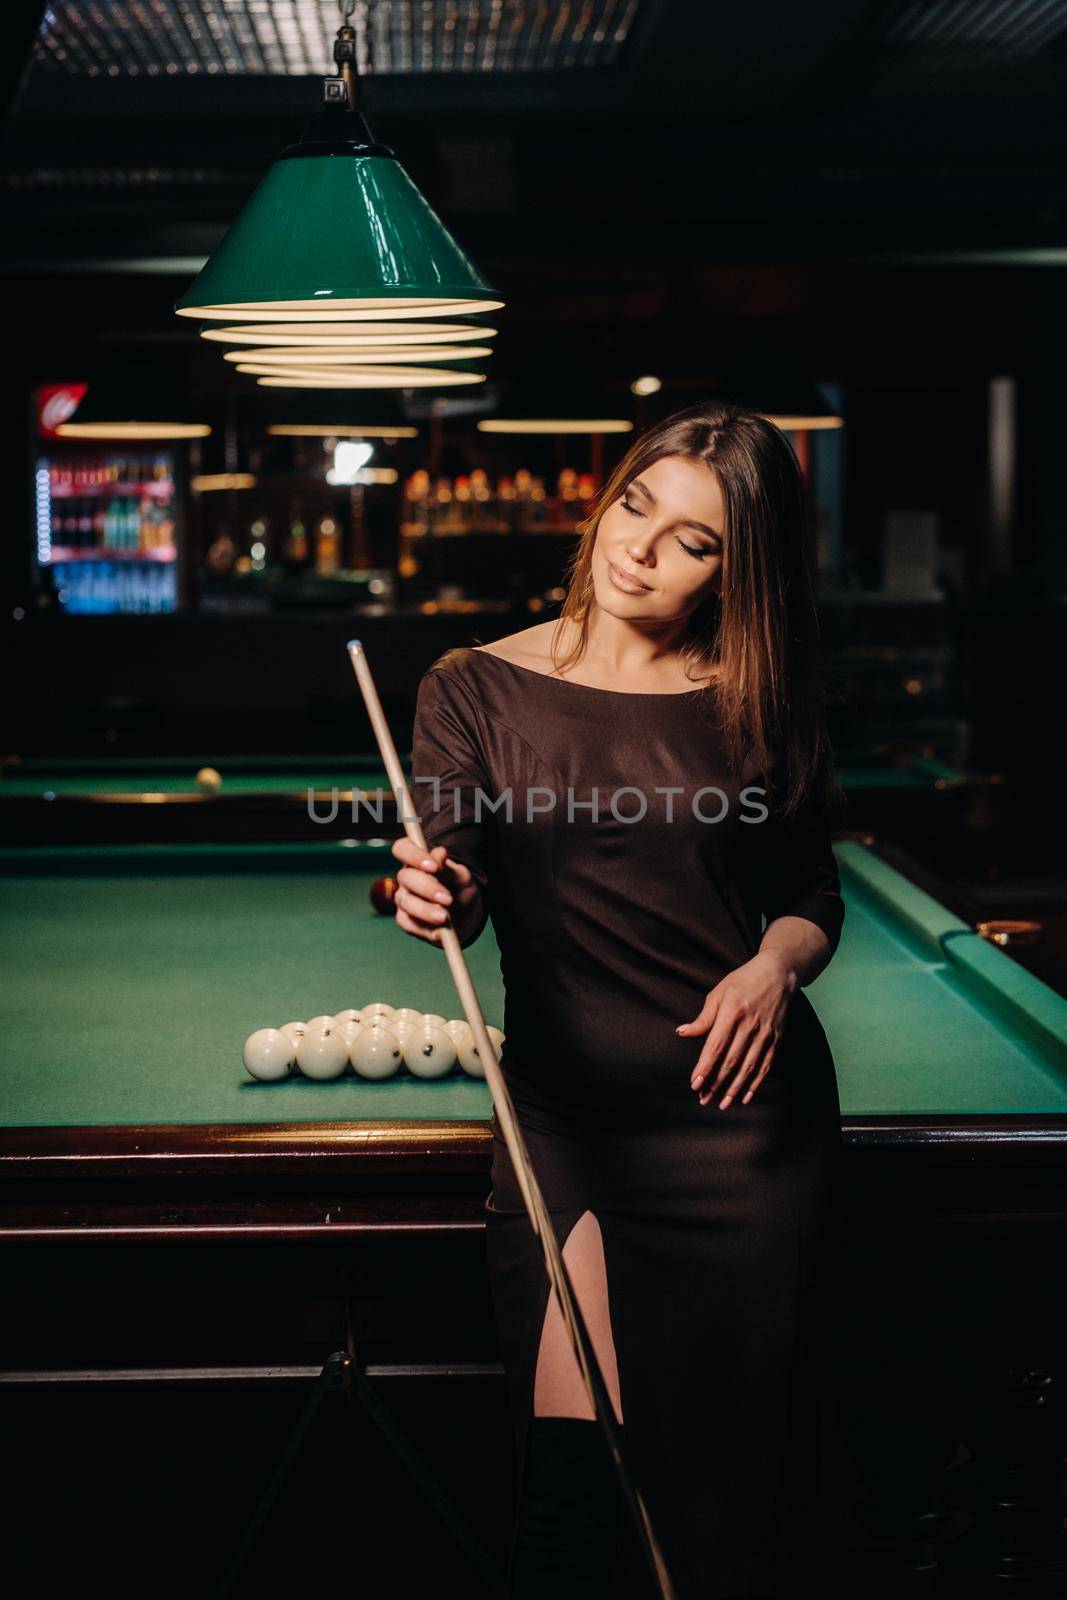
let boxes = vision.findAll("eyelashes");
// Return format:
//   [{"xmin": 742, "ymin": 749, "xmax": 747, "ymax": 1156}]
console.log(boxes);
[
  {"xmin": 620, "ymin": 496, "xmax": 708, "ymax": 560},
  {"xmin": 620, "ymin": 492, "xmax": 713, "ymax": 563}
]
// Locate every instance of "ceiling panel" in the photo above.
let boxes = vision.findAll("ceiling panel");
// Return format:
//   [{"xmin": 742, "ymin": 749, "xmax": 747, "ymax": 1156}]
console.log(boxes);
[{"xmin": 34, "ymin": 0, "xmax": 643, "ymax": 79}]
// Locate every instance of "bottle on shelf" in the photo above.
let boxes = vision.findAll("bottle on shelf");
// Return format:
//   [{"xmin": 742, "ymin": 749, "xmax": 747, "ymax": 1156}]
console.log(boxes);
[
  {"xmin": 284, "ymin": 500, "xmax": 309, "ymax": 564},
  {"xmin": 314, "ymin": 515, "xmax": 340, "ymax": 575}
]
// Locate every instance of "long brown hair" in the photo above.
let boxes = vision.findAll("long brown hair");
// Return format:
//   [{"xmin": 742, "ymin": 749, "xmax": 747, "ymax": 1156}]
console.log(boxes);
[{"xmin": 551, "ymin": 400, "xmax": 841, "ymax": 818}]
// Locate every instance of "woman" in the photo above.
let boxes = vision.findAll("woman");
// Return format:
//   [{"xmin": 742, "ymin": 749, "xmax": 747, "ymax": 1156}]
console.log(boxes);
[{"xmin": 394, "ymin": 401, "xmax": 847, "ymax": 1599}]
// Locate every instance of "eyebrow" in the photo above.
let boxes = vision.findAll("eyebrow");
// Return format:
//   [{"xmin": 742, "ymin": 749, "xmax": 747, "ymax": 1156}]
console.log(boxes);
[{"xmin": 628, "ymin": 477, "xmax": 722, "ymax": 541}]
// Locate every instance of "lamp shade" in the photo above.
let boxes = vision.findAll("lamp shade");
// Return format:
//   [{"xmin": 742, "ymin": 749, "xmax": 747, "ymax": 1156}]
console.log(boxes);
[
  {"xmin": 175, "ymin": 105, "xmax": 504, "ymax": 320},
  {"xmin": 252, "ymin": 366, "xmax": 486, "ymax": 388},
  {"xmin": 55, "ymin": 364, "xmax": 210, "ymax": 441},
  {"xmin": 700, "ymin": 374, "xmax": 843, "ymax": 431},
  {"xmin": 221, "ymin": 343, "xmax": 494, "ymax": 365},
  {"xmin": 260, "ymin": 392, "xmax": 418, "ymax": 437},
  {"xmin": 202, "ymin": 321, "xmax": 499, "ymax": 347},
  {"xmin": 476, "ymin": 383, "xmax": 634, "ymax": 435}
]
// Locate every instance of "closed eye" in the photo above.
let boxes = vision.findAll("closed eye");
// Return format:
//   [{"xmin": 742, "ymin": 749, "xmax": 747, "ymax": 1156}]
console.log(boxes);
[{"xmin": 621, "ymin": 495, "xmax": 714, "ymax": 559}]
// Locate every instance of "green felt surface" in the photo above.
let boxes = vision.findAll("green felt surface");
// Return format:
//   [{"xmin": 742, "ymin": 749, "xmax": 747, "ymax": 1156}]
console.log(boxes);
[
  {"xmin": 3, "ymin": 754, "xmax": 966, "ymax": 797},
  {"xmin": 813, "ymin": 842, "xmax": 1067, "ymax": 1114},
  {"xmin": 0, "ymin": 839, "xmax": 1064, "ymax": 1130},
  {"xmin": 837, "ymin": 760, "xmax": 969, "ymax": 790},
  {"xmin": 0, "ymin": 842, "xmax": 499, "ymax": 1127},
  {"xmin": 0, "ymin": 755, "xmax": 400, "ymax": 798}
]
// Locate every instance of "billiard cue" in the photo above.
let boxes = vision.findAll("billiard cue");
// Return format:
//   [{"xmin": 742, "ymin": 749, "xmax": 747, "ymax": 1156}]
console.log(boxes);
[{"xmin": 347, "ymin": 641, "xmax": 677, "ymax": 1600}]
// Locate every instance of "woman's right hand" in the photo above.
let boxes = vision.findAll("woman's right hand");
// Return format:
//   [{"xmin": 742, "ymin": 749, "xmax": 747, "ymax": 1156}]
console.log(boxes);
[{"xmin": 391, "ymin": 838, "xmax": 482, "ymax": 947}]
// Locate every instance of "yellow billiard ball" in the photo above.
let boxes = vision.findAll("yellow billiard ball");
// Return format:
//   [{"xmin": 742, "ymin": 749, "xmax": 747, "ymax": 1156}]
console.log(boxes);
[{"xmin": 196, "ymin": 766, "xmax": 222, "ymax": 793}]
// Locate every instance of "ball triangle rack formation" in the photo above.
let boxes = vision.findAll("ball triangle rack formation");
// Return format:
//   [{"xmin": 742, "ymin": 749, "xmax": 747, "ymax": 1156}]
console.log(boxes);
[{"xmin": 175, "ymin": 0, "xmax": 502, "ymax": 395}]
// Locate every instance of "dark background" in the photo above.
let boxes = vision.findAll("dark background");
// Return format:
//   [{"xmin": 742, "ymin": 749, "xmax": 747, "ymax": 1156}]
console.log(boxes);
[{"xmin": 2, "ymin": 4, "xmax": 1064, "ymax": 854}]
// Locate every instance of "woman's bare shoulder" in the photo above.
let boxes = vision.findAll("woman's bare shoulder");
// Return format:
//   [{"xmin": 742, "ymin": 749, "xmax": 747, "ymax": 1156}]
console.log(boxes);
[{"xmin": 473, "ymin": 621, "xmax": 567, "ymax": 669}]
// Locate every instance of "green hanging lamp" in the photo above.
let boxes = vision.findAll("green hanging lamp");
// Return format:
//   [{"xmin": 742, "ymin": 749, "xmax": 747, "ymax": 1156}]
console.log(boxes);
[
  {"xmin": 201, "ymin": 321, "xmax": 500, "ymax": 348},
  {"xmin": 175, "ymin": 3, "xmax": 503, "ymax": 325}
]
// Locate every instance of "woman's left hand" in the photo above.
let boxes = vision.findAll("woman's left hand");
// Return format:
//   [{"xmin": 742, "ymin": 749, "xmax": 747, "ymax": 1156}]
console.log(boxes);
[{"xmin": 676, "ymin": 952, "xmax": 796, "ymax": 1109}]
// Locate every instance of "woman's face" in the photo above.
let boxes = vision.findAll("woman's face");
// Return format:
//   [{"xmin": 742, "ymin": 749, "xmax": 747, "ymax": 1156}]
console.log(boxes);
[{"xmin": 592, "ymin": 453, "xmax": 725, "ymax": 621}]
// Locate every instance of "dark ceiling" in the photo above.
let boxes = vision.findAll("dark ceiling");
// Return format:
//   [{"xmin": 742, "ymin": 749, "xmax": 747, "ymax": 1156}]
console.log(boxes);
[{"xmin": 3, "ymin": 0, "xmax": 1067, "ymax": 385}]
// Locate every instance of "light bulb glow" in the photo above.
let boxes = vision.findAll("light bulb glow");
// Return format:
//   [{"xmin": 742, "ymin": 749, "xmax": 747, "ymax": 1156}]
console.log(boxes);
[
  {"xmin": 251, "ymin": 368, "xmax": 486, "ymax": 388},
  {"xmin": 326, "ymin": 438, "xmax": 375, "ymax": 484},
  {"xmin": 55, "ymin": 421, "xmax": 211, "ymax": 440},
  {"xmin": 191, "ymin": 472, "xmax": 258, "ymax": 491},
  {"xmin": 763, "ymin": 414, "xmax": 844, "ymax": 431},
  {"xmin": 477, "ymin": 419, "xmax": 632, "ymax": 435},
  {"xmin": 223, "ymin": 345, "xmax": 492, "ymax": 365},
  {"xmin": 265, "ymin": 422, "xmax": 418, "ymax": 437},
  {"xmin": 202, "ymin": 323, "xmax": 499, "ymax": 346}
]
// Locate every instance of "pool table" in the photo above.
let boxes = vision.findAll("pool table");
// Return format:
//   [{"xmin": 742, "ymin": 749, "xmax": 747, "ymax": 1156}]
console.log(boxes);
[
  {"xmin": 1, "ymin": 749, "xmax": 1006, "ymax": 866},
  {"xmin": 0, "ymin": 829, "xmax": 1064, "ymax": 1236},
  {"xmin": 0, "ymin": 753, "xmax": 402, "ymax": 845},
  {"xmin": 2, "ymin": 832, "xmax": 1065, "ymax": 1591},
  {"xmin": 834, "ymin": 747, "xmax": 1008, "ymax": 875}
]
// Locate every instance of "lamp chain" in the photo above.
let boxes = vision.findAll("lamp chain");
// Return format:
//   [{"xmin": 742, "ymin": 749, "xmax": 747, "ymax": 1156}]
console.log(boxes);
[{"xmin": 329, "ymin": 0, "xmax": 360, "ymax": 110}]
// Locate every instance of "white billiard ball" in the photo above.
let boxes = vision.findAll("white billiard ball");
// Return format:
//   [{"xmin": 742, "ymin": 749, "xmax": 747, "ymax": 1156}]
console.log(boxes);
[
  {"xmin": 455, "ymin": 1024, "xmax": 504, "ymax": 1079},
  {"xmin": 350, "ymin": 1024, "xmax": 403, "ymax": 1080},
  {"xmin": 403, "ymin": 1024, "xmax": 458, "ymax": 1080},
  {"xmin": 333, "ymin": 1009, "xmax": 363, "ymax": 1028},
  {"xmin": 295, "ymin": 1024, "xmax": 349, "ymax": 1080},
  {"xmin": 444, "ymin": 1019, "xmax": 469, "ymax": 1040},
  {"xmin": 279, "ymin": 1021, "xmax": 307, "ymax": 1047},
  {"xmin": 360, "ymin": 1002, "xmax": 395, "ymax": 1022},
  {"xmin": 305, "ymin": 1014, "xmax": 336, "ymax": 1031},
  {"xmin": 420, "ymin": 1013, "xmax": 447, "ymax": 1030},
  {"xmin": 337, "ymin": 1018, "xmax": 365, "ymax": 1048},
  {"xmin": 388, "ymin": 1017, "xmax": 418, "ymax": 1045},
  {"xmin": 243, "ymin": 1028, "xmax": 295, "ymax": 1082},
  {"xmin": 391, "ymin": 1008, "xmax": 423, "ymax": 1028}
]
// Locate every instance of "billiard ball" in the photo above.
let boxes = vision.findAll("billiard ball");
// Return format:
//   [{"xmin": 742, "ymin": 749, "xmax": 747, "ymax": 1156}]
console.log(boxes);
[
  {"xmin": 334, "ymin": 1009, "xmax": 363, "ymax": 1027},
  {"xmin": 420, "ymin": 1013, "xmax": 447, "ymax": 1029},
  {"xmin": 444, "ymin": 1018, "xmax": 469, "ymax": 1039},
  {"xmin": 361, "ymin": 1002, "xmax": 395, "ymax": 1022},
  {"xmin": 455, "ymin": 1023, "xmax": 504, "ymax": 1079},
  {"xmin": 295, "ymin": 1024, "xmax": 349, "ymax": 1080},
  {"xmin": 370, "ymin": 876, "xmax": 398, "ymax": 915},
  {"xmin": 403, "ymin": 1024, "xmax": 458, "ymax": 1080},
  {"xmin": 388, "ymin": 1017, "xmax": 418, "ymax": 1044},
  {"xmin": 305, "ymin": 1014, "xmax": 336, "ymax": 1031},
  {"xmin": 337, "ymin": 1018, "xmax": 365, "ymax": 1049},
  {"xmin": 243, "ymin": 1028, "xmax": 295, "ymax": 1082},
  {"xmin": 196, "ymin": 767, "xmax": 222, "ymax": 793},
  {"xmin": 350, "ymin": 1024, "xmax": 403, "ymax": 1080},
  {"xmin": 391, "ymin": 1008, "xmax": 423, "ymax": 1028},
  {"xmin": 279, "ymin": 1021, "xmax": 307, "ymax": 1047}
]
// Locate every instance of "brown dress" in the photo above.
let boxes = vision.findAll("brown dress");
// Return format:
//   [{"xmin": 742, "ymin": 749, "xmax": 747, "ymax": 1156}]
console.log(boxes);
[{"xmin": 411, "ymin": 644, "xmax": 846, "ymax": 1600}]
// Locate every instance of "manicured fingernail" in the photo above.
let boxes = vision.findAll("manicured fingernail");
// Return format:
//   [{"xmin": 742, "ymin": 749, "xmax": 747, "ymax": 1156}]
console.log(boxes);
[
  {"xmin": 720, "ymin": 1096, "xmax": 732, "ymax": 1110},
  {"xmin": 690, "ymin": 1074, "xmax": 702, "ymax": 1090},
  {"xmin": 742, "ymin": 1092, "xmax": 752, "ymax": 1104},
  {"xmin": 434, "ymin": 890, "xmax": 450, "ymax": 903},
  {"xmin": 421, "ymin": 858, "xmax": 435, "ymax": 869},
  {"xmin": 675, "ymin": 1025, "xmax": 687, "ymax": 1034}
]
